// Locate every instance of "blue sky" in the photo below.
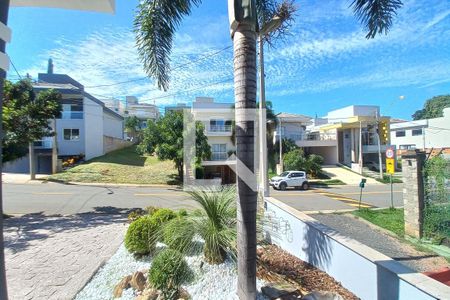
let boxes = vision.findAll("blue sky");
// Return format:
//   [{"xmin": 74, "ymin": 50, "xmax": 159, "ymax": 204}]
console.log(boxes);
[{"xmin": 7, "ymin": 0, "xmax": 450, "ymax": 120}]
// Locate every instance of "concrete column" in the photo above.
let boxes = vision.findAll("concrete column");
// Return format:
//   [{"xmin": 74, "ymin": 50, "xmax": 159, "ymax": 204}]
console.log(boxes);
[{"xmin": 401, "ymin": 150, "xmax": 425, "ymax": 238}]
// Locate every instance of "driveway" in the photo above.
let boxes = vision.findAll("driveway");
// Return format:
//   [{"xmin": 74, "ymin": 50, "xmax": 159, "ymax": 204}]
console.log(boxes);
[
  {"xmin": 321, "ymin": 166, "xmax": 380, "ymax": 185},
  {"xmin": 4, "ymin": 209, "xmax": 128, "ymax": 299}
]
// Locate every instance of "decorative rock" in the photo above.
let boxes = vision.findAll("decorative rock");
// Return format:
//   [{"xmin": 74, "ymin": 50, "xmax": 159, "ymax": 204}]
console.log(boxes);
[
  {"xmin": 178, "ymin": 287, "xmax": 191, "ymax": 300},
  {"xmin": 302, "ymin": 291, "xmax": 344, "ymax": 300},
  {"xmin": 113, "ymin": 275, "xmax": 132, "ymax": 298},
  {"xmin": 262, "ymin": 282, "xmax": 298, "ymax": 299},
  {"xmin": 135, "ymin": 288, "xmax": 159, "ymax": 300},
  {"xmin": 130, "ymin": 271, "xmax": 147, "ymax": 291}
]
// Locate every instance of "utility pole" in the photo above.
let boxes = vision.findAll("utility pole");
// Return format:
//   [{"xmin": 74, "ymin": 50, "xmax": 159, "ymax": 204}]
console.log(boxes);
[
  {"xmin": 359, "ymin": 121, "xmax": 363, "ymax": 174},
  {"xmin": 0, "ymin": 1, "xmax": 10, "ymax": 298},
  {"xmin": 375, "ymin": 110, "xmax": 383, "ymax": 180},
  {"xmin": 279, "ymin": 117, "xmax": 283, "ymax": 173},
  {"xmin": 258, "ymin": 36, "xmax": 269, "ymax": 197}
]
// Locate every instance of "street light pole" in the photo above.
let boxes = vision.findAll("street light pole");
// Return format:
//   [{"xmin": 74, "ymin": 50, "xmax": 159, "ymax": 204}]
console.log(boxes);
[
  {"xmin": 375, "ymin": 110, "xmax": 383, "ymax": 180},
  {"xmin": 258, "ymin": 36, "xmax": 269, "ymax": 197},
  {"xmin": 279, "ymin": 117, "xmax": 283, "ymax": 173},
  {"xmin": 0, "ymin": 1, "xmax": 10, "ymax": 298}
]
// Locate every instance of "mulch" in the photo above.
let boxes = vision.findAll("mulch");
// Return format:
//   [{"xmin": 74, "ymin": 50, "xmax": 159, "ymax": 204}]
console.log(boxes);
[{"xmin": 257, "ymin": 244, "xmax": 359, "ymax": 300}]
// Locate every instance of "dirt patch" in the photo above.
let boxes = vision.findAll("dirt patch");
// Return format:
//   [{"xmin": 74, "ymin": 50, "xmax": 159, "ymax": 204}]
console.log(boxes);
[{"xmin": 257, "ymin": 244, "xmax": 359, "ymax": 300}]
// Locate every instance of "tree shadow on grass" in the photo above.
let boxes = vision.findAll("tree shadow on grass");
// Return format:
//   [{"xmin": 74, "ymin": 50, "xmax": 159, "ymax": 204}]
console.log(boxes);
[{"xmin": 3, "ymin": 206, "xmax": 136, "ymax": 254}]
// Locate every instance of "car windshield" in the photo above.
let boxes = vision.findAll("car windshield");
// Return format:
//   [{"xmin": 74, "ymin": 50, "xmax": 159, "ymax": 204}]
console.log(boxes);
[{"xmin": 279, "ymin": 172, "xmax": 289, "ymax": 177}]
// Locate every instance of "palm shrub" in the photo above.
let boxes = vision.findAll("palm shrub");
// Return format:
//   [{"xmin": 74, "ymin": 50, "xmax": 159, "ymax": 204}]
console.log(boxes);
[
  {"xmin": 148, "ymin": 248, "xmax": 192, "ymax": 299},
  {"xmin": 163, "ymin": 186, "xmax": 237, "ymax": 264}
]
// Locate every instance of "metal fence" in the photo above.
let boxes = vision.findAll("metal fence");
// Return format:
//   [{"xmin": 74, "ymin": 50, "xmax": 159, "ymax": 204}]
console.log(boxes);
[{"xmin": 423, "ymin": 155, "xmax": 450, "ymax": 244}]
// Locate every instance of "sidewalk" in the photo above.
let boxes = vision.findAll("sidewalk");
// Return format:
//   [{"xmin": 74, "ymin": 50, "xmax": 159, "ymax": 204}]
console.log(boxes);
[
  {"xmin": 321, "ymin": 166, "xmax": 380, "ymax": 185},
  {"xmin": 2, "ymin": 173, "xmax": 47, "ymax": 184},
  {"xmin": 311, "ymin": 213, "xmax": 449, "ymax": 273},
  {"xmin": 4, "ymin": 209, "xmax": 128, "ymax": 299}
]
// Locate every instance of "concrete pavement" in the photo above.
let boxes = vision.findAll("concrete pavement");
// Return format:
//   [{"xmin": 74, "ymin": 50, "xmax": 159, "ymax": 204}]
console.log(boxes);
[
  {"xmin": 321, "ymin": 165, "xmax": 380, "ymax": 185},
  {"xmin": 4, "ymin": 210, "xmax": 128, "ymax": 299}
]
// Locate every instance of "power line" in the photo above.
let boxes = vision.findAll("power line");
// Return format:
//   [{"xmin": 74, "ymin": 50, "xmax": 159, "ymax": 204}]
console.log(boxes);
[
  {"xmin": 8, "ymin": 58, "xmax": 22, "ymax": 80},
  {"xmin": 84, "ymin": 45, "xmax": 232, "ymax": 89}
]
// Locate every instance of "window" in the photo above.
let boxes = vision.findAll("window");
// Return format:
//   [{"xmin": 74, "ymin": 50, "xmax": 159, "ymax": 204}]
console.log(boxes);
[
  {"xmin": 412, "ymin": 129, "xmax": 423, "ymax": 136},
  {"xmin": 63, "ymin": 129, "xmax": 80, "ymax": 141},
  {"xmin": 395, "ymin": 130, "xmax": 406, "ymax": 137},
  {"xmin": 399, "ymin": 144, "xmax": 416, "ymax": 150},
  {"xmin": 211, "ymin": 144, "xmax": 227, "ymax": 160}
]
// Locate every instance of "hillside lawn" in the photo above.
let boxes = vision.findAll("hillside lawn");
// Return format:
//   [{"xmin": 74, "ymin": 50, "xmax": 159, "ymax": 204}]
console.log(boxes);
[{"xmin": 47, "ymin": 146, "xmax": 179, "ymax": 185}]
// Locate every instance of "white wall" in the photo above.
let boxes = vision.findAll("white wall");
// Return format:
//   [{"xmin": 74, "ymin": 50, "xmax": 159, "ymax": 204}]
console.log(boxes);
[
  {"xmin": 390, "ymin": 109, "xmax": 450, "ymax": 149},
  {"xmin": 264, "ymin": 197, "xmax": 449, "ymax": 300},
  {"xmin": 56, "ymin": 118, "xmax": 85, "ymax": 156},
  {"xmin": 327, "ymin": 105, "xmax": 379, "ymax": 121},
  {"xmin": 84, "ymin": 97, "xmax": 104, "ymax": 160},
  {"xmin": 103, "ymin": 111, "xmax": 123, "ymax": 139}
]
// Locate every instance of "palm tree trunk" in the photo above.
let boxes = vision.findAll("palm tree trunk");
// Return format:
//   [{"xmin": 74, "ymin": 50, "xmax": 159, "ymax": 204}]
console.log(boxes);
[{"xmin": 233, "ymin": 22, "xmax": 257, "ymax": 300}]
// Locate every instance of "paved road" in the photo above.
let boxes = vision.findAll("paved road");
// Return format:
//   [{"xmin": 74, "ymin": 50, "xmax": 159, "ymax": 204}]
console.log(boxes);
[
  {"xmin": 3, "ymin": 181, "xmax": 403, "ymax": 215},
  {"xmin": 269, "ymin": 183, "xmax": 403, "ymax": 213}
]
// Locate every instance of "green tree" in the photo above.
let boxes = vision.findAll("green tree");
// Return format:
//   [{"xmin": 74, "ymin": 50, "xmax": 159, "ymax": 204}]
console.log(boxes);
[
  {"xmin": 137, "ymin": 111, "xmax": 211, "ymax": 179},
  {"xmin": 412, "ymin": 95, "xmax": 450, "ymax": 120},
  {"xmin": 133, "ymin": 0, "xmax": 402, "ymax": 297},
  {"xmin": 124, "ymin": 116, "xmax": 140, "ymax": 140},
  {"xmin": 2, "ymin": 79, "xmax": 62, "ymax": 162},
  {"xmin": 283, "ymin": 149, "xmax": 324, "ymax": 177}
]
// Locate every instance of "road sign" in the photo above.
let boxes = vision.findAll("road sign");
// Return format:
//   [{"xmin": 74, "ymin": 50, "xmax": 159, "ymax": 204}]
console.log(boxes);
[
  {"xmin": 386, "ymin": 158, "xmax": 395, "ymax": 174},
  {"xmin": 385, "ymin": 147, "xmax": 395, "ymax": 159}
]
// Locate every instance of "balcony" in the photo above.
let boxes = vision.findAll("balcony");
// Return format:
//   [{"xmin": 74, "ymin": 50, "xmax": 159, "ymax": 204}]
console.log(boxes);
[
  {"xmin": 211, "ymin": 152, "xmax": 228, "ymax": 161},
  {"xmin": 60, "ymin": 111, "xmax": 83, "ymax": 119},
  {"xmin": 207, "ymin": 125, "xmax": 232, "ymax": 136}
]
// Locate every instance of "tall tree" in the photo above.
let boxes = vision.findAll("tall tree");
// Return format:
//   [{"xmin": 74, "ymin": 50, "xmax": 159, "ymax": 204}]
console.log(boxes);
[
  {"xmin": 2, "ymin": 79, "xmax": 62, "ymax": 162},
  {"xmin": 412, "ymin": 95, "xmax": 450, "ymax": 120},
  {"xmin": 137, "ymin": 111, "xmax": 211, "ymax": 179},
  {"xmin": 124, "ymin": 116, "xmax": 141, "ymax": 140},
  {"xmin": 133, "ymin": 0, "xmax": 403, "ymax": 298}
]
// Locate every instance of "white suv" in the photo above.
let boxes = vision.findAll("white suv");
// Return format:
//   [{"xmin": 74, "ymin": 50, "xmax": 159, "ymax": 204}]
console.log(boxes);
[{"xmin": 269, "ymin": 171, "xmax": 309, "ymax": 191}]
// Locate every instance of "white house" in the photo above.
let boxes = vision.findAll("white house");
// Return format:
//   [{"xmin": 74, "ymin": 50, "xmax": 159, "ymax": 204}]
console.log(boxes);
[
  {"xmin": 279, "ymin": 105, "xmax": 390, "ymax": 170},
  {"xmin": 30, "ymin": 70, "xmax": 125, "ymax": 173},
  {"xmin": 191, "ymin": 97, "xmax": 236, "ymax": 184},
  {"xmin": 390, "ymin": 107, "xmax": 450, "ymax": 157}
]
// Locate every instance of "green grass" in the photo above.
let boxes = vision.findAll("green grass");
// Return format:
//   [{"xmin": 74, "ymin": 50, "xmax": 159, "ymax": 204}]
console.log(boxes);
[
  {"xmin": 352, "ymin": 208, "xmax": 405, "ymax": 236},
  {"xmin": 47, "ymin": 146, "xmax": 179, "ymax": 185},
  {"xmin": 374, "ymin": 174, "xmax": 403, "ymax": 184},
  {"xmin": 309, "ymin": 179, "xmax": 346, "ymax": 186}
]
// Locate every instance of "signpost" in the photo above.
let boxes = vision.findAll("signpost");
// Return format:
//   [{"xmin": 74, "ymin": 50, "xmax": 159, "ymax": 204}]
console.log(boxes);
[
  {"xmin": 386, "ymin": 147, "xmax": 395, "ymax": 208},
  {"xmin": 358, "ymin": 178, "xmax": 366, "ymax": 209}
]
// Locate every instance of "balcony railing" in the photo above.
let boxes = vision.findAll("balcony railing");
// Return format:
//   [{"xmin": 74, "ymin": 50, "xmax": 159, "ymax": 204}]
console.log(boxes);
[
  {"xmin": 60, "ymin": 111, "xmax": 83, "ymax": 119},
  {"xmin": 211, "ymin": 152, "xmax": 228, "ymax": 161},
  {"xmin": 33, "ymin": 140, "xmax": 52, "ymax": 149},
  {"xmin": 209, "ymin": 125, "xmax": 232, "ymax": 132}
]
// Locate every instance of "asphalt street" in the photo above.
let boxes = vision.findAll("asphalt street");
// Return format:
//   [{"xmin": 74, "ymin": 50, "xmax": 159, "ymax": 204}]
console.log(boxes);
[{"xmin": 3, "ymin": 182, "xmax": 403, "ymax": 215}]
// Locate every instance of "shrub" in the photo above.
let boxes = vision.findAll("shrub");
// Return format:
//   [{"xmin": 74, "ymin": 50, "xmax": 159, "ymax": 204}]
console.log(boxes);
[
  {"xmin": 163, "ymin": 217, "xmax": 196, "ymax": 253},
  {"xmin": 150, "ymin": 208, "xmax": 177, "ymax": 225},
  {"xmin": 127, "ymin": 209, "xmax": 145, "ymax": 222},
  {"xmin": 148, "ymin": 249, "xmax": 192, "ymax": 299},
  {"xmin": 144, "ymin": 206, "xmax": 160, "ymax": 216},
  {"xmin": 124, "ymin": 215, "xmax": 158, "ymax": 255}
]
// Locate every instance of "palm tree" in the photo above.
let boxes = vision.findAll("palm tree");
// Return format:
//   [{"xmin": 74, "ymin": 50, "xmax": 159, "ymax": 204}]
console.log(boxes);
[{"xmin": 134, "ymin": 1, "xmax": 403, "ymax": 298}]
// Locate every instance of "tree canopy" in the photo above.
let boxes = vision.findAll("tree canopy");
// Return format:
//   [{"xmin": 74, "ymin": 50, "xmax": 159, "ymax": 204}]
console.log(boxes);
[
  {"xmin": 137, "ymin": 111, "xmax": 211, "ymax": 179},
  {"xmin": 412, "ymin": 95, "xmax": 450, "ymax": 120},
  {"xmin": 2, "ymin": 79, "xmax": 62, "ymax": 162},
  {"xmin": 283, "ymin": 148, "xmax": 324, "ymax": 177}
]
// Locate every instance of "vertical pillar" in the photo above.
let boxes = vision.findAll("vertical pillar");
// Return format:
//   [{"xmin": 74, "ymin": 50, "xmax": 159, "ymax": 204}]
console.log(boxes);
[
  {"xmin": 0, "ymin": 1, "xmax": 10, "ymax": 299},
  {"xmin": 401, "ymin": 150, "xmax": 425, "ymax": 238}
]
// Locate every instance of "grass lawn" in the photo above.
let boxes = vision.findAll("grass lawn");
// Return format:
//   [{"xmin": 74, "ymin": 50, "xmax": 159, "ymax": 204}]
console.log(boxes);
[
  {"xmin": 309, "ymin": 179, "xmax": 346, "ymax": 186},
  {"xmin": 352, "ymin": 208, "xmax": 405, "ymax": 236},
  {"xmin": 47, "ymin": 146, "xmax": 179, "ymax": 185}
]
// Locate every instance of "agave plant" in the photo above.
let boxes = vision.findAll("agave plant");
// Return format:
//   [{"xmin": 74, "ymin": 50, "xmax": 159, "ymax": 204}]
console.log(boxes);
[{"xmin": 163, "ymin": 186, "xmax": 237, "ymax": 264}]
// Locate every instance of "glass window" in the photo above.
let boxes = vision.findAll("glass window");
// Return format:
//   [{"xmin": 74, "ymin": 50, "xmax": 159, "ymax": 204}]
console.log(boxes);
[
  {"xmin": 63, "ymin": 129, "xmax": 80, "ymax": 141},
  {"xmin": 412, "ymin": 129, "xmax": 422, "ymax": 136},
  {"xmin": 395, "ymin": 131, "xmax": 406, "ymax": 137}
]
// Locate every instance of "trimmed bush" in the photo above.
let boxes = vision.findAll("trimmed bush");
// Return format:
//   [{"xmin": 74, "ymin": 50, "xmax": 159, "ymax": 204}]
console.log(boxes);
[
  {"xmin": 148, "ymin": 249, "xmax": 192, "ymax": 299},
  {"xmin": 150, "ymin": 208, "xmax": 177, "ymax": 225},
  {"xmin": 144, "ymin": 206, "xmax": 160, "ymax": 216},
  {"xmin": 124, "ymin": 215, "xmax": 158, "ymax": 255}
]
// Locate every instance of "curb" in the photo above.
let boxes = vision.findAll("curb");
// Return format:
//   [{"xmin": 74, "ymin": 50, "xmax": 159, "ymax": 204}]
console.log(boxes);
[{"xmin": 43, "ymin": 179, "xmax": 179, "ymax": 188}]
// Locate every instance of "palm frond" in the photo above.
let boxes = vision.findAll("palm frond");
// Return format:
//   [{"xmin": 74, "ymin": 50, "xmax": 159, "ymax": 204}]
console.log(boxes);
[
  {"xmin": 134, "ymin": 0, "xmax": 201, "ymax": 91},
  {"xmin": 351, "ymin": 0, "xmax": 403, "ymax": 39},
  {"xmin": 257, "ymin": 0, "xmax": 297, "ymax": 46}
]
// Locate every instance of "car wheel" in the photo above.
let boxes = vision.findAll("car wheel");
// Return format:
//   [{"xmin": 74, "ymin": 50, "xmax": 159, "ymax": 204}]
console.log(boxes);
[
  {"xmin": 302, "ymin": 182, "xmax": 309, "ymax": 190},
  {"xmin": 279, "ymin": 182, "xmax": 287, "ymax": 191}
]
